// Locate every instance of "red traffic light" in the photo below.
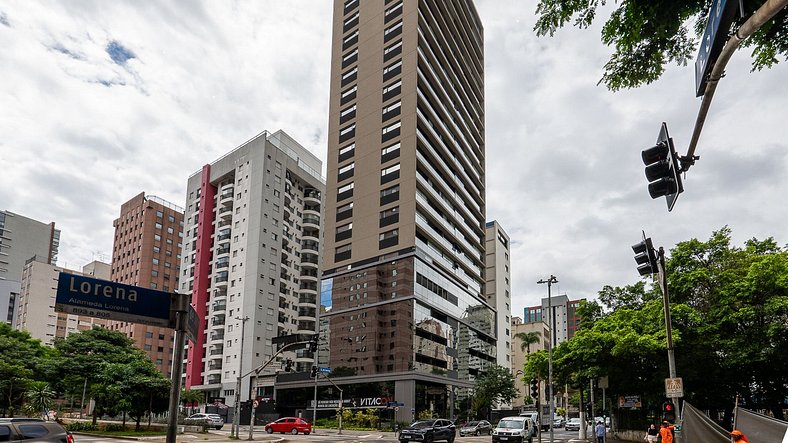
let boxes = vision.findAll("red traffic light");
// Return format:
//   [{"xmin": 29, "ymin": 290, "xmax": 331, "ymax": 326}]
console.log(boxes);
[{"xmin": 664, "ymin": 404, "xmax": 674, "ymax": 411}]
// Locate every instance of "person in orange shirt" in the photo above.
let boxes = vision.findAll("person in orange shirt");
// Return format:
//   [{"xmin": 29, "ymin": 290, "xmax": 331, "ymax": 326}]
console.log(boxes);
[
  {"xmin": 730, "ymin": 429, "xmax": 749, "ymax": 442},
  {"xmin": 659, "ymin": 421, "xmax": 675, "ymax": 443}
]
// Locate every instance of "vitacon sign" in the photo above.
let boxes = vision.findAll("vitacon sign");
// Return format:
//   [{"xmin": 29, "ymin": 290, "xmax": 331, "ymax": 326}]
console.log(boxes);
[{"xmin": 55, "ymin": 273, "xmax": 174, "ymax": 327}]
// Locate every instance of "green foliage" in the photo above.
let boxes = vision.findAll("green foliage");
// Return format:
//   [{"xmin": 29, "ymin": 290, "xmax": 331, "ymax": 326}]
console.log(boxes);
[
  {"xmin": 514, "ymin": 331, "xmax": 541, "ymax": 353},
  {"xmin": 0, "ymin": 323, "xmax": 53, "ymax": 415},
  {"xmin": 552, "ymin": 227, "xmax": 788, "ymax": 420},
  {"xmin": 66, "ymin": 422, "xmax": 100, "ymax": 432},
  {"xmin": 471, "ymin": 365, "xmax": 519, "ymax": 418},
  {"xmin": 534, "ymin": 0, "xmax": 788, "ymax": 90},
  {"xmin": 417, "ymin": 409, "xmax": 436, "ymax": 419},
  {"xmin": 104, "ymin": 423, "xmax": 127, "ymax": 432},
  {"xmin": 25, "ymin": 381, "xmax": 55, "ymax": 418}
]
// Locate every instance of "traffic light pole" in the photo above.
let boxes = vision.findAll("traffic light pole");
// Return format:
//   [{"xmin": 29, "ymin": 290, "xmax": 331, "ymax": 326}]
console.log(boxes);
[
  {"xmin": 537, "ymin": 275, "xmax": 557, "ymax": 443},
  {"xmin": 656, "ymin": 247, "xmax": 681, "ymax": 422}
]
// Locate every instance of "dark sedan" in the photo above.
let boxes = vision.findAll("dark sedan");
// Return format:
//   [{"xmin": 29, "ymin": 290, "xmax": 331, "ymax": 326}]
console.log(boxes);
[{"xmin": 399, "ymin": 419, "xmax": 456, "ymax": 443}]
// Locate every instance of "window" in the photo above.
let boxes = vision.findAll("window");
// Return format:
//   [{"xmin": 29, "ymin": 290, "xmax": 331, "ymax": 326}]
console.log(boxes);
[
  {"xmin": 339, "ymin": 143, "xmax": 355, "ymax": 161},
  {"xmin": 341, "ymin": 67, "xmax": 358, "ymax": 86},
  {"xmin": 156, "ymin": 210, "xmax": 163, "ymax": 219},
  {"xmin": 381, "ymin": 163, "xmax": 400, "ymax": 176},
  {"xmin": 336, "ymin": 222, "xmax": 353, "ymax": 241},
  {"xmin": 380, "ymin": 207, "xmax": 399, "ymax": 219},
  {"xmin": 384, "ymin": 21, "xmax": 403, "ymax": 42},
  {"xmin": 342, "ymin": 48, "xmax": 358, "ymax": 68},
  {"xmin": 343, "ymin": 12, "xmax": 359, "ymax": 31},
  {"xmin": 381, "ymin": 121, "xmax": 401, "ymax": 142},
  {"xmin": 341, "ymin": 85, "xmax": 357, "ymax": 105},
  {"xmin": 337, "ymin": 202, "xmax": 353, "ymax": 221},
  {"xmin": 155, "ymin": 222, "xmax": 163, "ymax": 230},
  {"xmin": 340, "ymin": 104, "xmax": 357, "ymax": 123},
  {"xmin": 383, "ymin": 59, "xmax": 402, "ymax": 81},
  {"xmin": 382, "ymin": 101, "xmax": 402, "ymax": 121},
  {"xmin": 339, "ymin": 123, "xmax": 356, "ymax": 142},
  {"xmin": 382, "ymin": 80, "xmax": 401, "ymax": 96},
  {"xmin": 380, "ymin": 229, "xmax": 398, "ymax": 240},
  {"xmin": 383, "ymin": 40, "xmax": 402, "ymax": 61},
  {"xmin": 385, "ymin": 1, "xmax": 403, "ymax": 21},
  {"xmin": 380, "ymin": 184, "xmax": 400, "ymax": 204},
  {"xmin": 152, "ymin": 258, "xmax": 160, "ymax": 265},
  {"xmin": 338, "ymin": 182, "xmax": 354, "ymax": 194},
  {"xmin": 343, "ymin": 30, "xmax": 359, "ymax": 49},
  {"xmin": 382, "ymin": 142, "xmax": 401, "ymax": 158},
  {"xmin": 338, "ymin": 162, "xmax": 355, "ymax": 179}
]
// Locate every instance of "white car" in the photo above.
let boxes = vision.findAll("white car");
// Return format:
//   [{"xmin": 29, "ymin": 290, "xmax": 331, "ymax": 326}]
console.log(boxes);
[
  {"xmin": 184, "ymin": 413, "xmax": 224, "ymax": 429},
  {"xmin": 565, "ymin": 418, "xmax": 582, "ymax": 431}
]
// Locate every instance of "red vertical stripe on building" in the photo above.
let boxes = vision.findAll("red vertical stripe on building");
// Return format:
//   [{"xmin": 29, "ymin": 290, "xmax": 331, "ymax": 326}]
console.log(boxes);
[{"xmin": 185, "ymin": 165, "xmax": 216, "ymax": 388}]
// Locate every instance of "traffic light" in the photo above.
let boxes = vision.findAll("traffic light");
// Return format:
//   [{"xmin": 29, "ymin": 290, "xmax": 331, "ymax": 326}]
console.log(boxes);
[
  {"xmin": 284, "ymin": 358, "xmax": 293, "ymax": 372},
  {"xmin": 642, "ymin": 122, "xmax": 684, "ymax": 211},
  {"xmin": 530, "ymin": 378, "xmax": 539, "ymax": 398},
  {"xmin": 632, "ymin": 237, "xmax": 658, "ymax": 276},
  {"xmin": 585, "ymin": 403, "xmax": 592, "ymax": 417},
  {"xmin": 662, "ymin": 401, "xmax": 676, "ymax": 422},
  {"xmin": 311, "ymin": 365, "xmax": 318, "ymax": 378},
  {"xmin": 309, "ymin": 339, "xmax": 318, "ymax": 353}
]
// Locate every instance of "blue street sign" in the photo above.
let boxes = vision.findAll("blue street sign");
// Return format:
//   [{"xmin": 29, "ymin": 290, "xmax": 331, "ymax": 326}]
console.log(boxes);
[
  {"xmin": 694, "ymin": 0, "xmax": 738, "ymax": 96},
  {"xmin": 55, "ymin": 272, "xmax": 174, "ymax": 327},
  {"xmin": 319, "ymin": 367, "xmax": 332, "ymax": 373}
]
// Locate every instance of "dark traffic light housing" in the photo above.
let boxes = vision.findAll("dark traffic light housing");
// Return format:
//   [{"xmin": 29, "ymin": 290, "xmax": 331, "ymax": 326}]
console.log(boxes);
[
  {"xmin": 530, "ymin": 378, "xmax": 539, "ymax": 398},
  {"xmin": 632, "ymin": 237, "xmax": 658, "ymax": 276},
  {"xmin": 642, "ymin": 123, "xmax": 684, "ymax": 211},
  {"xmin": 662, "ymin": 401, "xmax": 676, "ymax": 422},
  {"xmin": 284, "ymin": 358, "xmax": 293, "ymax": 372},
  {"xmin": 311, "ymin": 365, "xmax": 318, "ymax": 378}
]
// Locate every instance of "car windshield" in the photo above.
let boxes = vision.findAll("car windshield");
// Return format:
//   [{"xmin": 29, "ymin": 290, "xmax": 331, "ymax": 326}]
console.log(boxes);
[
  {"xmin": 568, "ymin": 419, "xmax": 581, "ymax": 423},
  {"xmin": 410, "ymin": 420, "xmax": 436, "ymax": 429},
  {"xmin": 465, "ymin": 421, "xmax": 479, "ymax": 427},
  {"xmin": 497, "ymin": 420, "xmax": 524, "ymax": 429}
]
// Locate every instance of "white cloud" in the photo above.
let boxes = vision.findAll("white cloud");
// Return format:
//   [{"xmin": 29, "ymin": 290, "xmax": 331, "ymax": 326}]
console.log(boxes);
[{"xmin": 0, "ymin": 0, "xmax": 785, "ymax": 316}]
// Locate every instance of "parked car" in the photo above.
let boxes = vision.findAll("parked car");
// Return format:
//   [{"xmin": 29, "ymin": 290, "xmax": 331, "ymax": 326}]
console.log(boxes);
[
  {"xmin": 398, "ymin": 418, "xmax": 456, "ymax": 443},
  {"xmin": 264, "ymin": 417, "xmax": 311, "ymax": 435},
  {"xmin": 184, "ymin": 413, "xmax": 224, "ymax": 429},
  {"xmin": 492, "ymin": 416, "xmax": 535, "ymax": 443},
  {"xmin": 459, "ymin": 420, "xmax": 491, "ymax": 436},
  {"xmin": 553, "ymin": 417, "xmax": 565, "ymax": 428},
  {"xmin": 0, "ymin": 418, "xmax": 74, "ymax": 443},
  {"xmin": 565, "ymin": 418, "xmax": 582, "ymax": 431}
]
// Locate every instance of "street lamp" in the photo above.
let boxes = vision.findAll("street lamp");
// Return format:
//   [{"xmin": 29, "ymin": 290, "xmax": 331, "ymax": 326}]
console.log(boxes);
[
  {"xmin": 537, "ymin": 275, "xmax": 557, "ymax": 443},
  {"xmin": 231, "ymin": 316, "xmax": 249, "ymax": 439}
]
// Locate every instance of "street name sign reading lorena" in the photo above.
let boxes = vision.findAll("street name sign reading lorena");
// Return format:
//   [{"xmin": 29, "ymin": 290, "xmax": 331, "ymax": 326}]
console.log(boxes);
[{"xmin": 55, "ymin": 272, "xmax": 174, "ymax": 328}]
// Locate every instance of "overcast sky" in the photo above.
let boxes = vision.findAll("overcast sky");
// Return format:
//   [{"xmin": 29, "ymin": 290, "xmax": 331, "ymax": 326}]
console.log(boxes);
[{"xmin": 1, "ymin": 1, "xmax": 786, "ymax": 315}]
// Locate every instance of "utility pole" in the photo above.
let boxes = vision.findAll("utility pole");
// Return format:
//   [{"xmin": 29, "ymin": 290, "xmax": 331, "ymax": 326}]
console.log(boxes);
[
  {"xmin": 537, "ymin": 275, "xmax": 557, "ymax": 443},
  {"xmin": 656, "ymin": 248, "xmax": 681, "ymax": 422},
  {"xmin": 231, "ymin": 316, "xmax": 249, "ymax": 439},
  {"xmin": 166, "ymin": 294, "xmax": 189, "ymax": 443}
]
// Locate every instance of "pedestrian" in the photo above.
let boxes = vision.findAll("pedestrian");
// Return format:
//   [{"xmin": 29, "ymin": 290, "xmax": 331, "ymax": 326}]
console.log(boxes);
[
  {"xmin": 595, "ymin": 420, "xmax": 606, "ymax": 443},
  {"xmin": 730, "ymin": 429, "xmax": 749, "ymax": 442},
  {"xmin": 645, "ymin": 423, "xmax": 659, "ymax": 442},
  {"xmin": 659, "ymin": 421, "xmax": 675, "ymax": 443}
]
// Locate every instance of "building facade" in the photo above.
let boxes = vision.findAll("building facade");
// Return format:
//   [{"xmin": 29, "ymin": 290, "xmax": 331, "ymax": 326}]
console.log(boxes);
[
  {"xmin": 0, "ymin": 210, "xmax": 60, "ymax": 324},
  {"xmin": 107, "ymin": 193, "xmax": 184, "ymax": 377},
  {"xmin": 525, "ymin": 295, "xmax": 583, "ymax": 346},
  {"xmin": 309, "ymin": 0, "xmax": 487, "ymax": 422},
  {"xmin": 510, "ymin": 316, "xmax": 549, "ymax": 409},
  {"xmin": 180, "ymin": 130, "xmax": 324, "ymax": 408},
  {"xmin": 485, "ymin": 221, "xmax": 512, "ymax": 369},
  {"xmin": 15, "ymin": 257, "xmax": 110, "ymax": 345}
]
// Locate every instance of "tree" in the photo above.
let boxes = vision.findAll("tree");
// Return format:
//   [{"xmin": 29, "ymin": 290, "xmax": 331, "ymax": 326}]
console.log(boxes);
[
  {"xmin": 514, "ymin": 331, "xmax": 541, "ymax": 354},
  {"xmin": 0, "ymin": 323, "xmax": 53, "ymax": 416},
  {"xmin": 471, "ymin": 365, "xmax": 519, "ymax": 419},
  {"xmin": 97, "ymin": 359, "xmax": 170, "ymax": 430},
  {"xmin": 25, "ymin": 382, "xmax": 54, "ymax": 419},
  {"xmin": 181, "ymin": 389, "xmax": 203, "ymax": 416},
  {"xmin": 534, "ymin": 0, "xmax": 788, "ymax": 90},
  {"xmin": 50, "ymin": 327, "xmax": 156, "ymax": 425}
]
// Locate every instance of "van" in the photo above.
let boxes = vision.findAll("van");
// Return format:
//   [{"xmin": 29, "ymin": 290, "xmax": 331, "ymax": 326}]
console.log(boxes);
[
  {"xmin": 518, "ymin": 411, "xmax": 539, "ymax": 428},
  {"xmin": 492, "ymin": 416, "xmax": 536, "ymax": 443}
]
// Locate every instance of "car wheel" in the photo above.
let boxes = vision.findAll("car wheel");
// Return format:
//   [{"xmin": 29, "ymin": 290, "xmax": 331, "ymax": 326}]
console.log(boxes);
[
  {"xmin": 475, "ymin": 430, "xmax": 479, "ymax": 436},
  {"xmin": 265, "ymin": 427, "xmax": 273, "ymax": 434},
  {"xmin": 448, "ymin": 436, "xmax": 455, "ymax": 443},
  {"xmin": 291, "ymin": 428, "xmax": 299, "ymax": 435},
  {"xmin": 423, "ymin": 434, "xmax": 433, "ymax": 443},
  {"xmin": 305, "ymin": 432, "xmax": 310, "ymax": 435}
]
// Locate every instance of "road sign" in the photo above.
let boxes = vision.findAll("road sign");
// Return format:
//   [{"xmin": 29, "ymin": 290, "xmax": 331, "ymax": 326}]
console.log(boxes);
[
  {"xmin": 186, "ymin": 304, "xmax": 199, "ymax": 343},
  {"xmin": 665, "ymin": 377, "xmax": 684, "ymax": 398},
  {"xmin": 55, "ymin": 272, "xmax": 174, "ymax": 327},
  {"xmin": 694, "ymin": 0, "xmax": 739, "ymax": 96},
  {"xmin": 319, "ymin": 367, "xmax": 332, "ymax": 373}
]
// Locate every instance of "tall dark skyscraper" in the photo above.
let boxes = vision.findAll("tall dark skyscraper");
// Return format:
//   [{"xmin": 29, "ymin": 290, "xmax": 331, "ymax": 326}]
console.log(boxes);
[{"xmin": 316, "ymin": 0, "xmax": 489, "ymax": 420}]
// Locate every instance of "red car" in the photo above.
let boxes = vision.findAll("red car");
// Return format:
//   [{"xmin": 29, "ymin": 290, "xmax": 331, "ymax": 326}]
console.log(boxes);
[{"xmin": 264, "ymin": 417, "xmax": 312, "ymax": 435}]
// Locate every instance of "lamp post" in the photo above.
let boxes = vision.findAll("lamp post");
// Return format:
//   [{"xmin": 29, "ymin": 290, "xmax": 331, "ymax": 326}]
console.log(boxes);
[
  {"xmin": 537, "ymin": 275, "xmax": 557, "ymax": 443},
  {"xmin": 231, "ymin": 316, "xmax": 249, "ymax": 439}
]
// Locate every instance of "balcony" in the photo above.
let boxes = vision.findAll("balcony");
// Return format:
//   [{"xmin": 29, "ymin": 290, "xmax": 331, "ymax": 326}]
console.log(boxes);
[
  {"xmin": 215, "ymin": 245, "xmax": 230, "ymax": 256},
  {"xmin": 297, "ymin": 307, "xmax": 316, "ymax": 318},
  {"xmin": 300, "ymin": 281, "xmax": 318, "ymax": 292},
  {"xmin": 214, "ymin": 271, "xmax": 228, "ymax": 283},
  {"xmin": 298, "ymin": 294, "xmax": 317, "ymax": 305},
  {"xmin": 303, "ymin": 214, "xmax": 320, "ymax": 228},
  {"xmin": 208, "ymin": 362, "xmax": 223, "ymax": 371},
  {"xmin": 213, "ymin": 301, "xmax": 226, "ymax": 312},
  {"xmin": 301, "ymin": 253, "xmax": 318, "ymax": 266},
  {"xmin": 209, "ymin": 345, "xmax": 224, "ymax": 355},
  {"xmin": 210, "ymin": 332, "xmax": 224, "ymax": 341},
  {"xmin": 206, "ymin": 375, "xmax": 222, "ymax": 385},
  {"xmin": 211, "ymin": 315, "xmax": 226, "ymax": 326},
  {"xmin": 301, "ymin": 240, "xmax": 319, "ymax": 252},
  {"xmin": 215, "ymin": 258, "xmax": 229, "ymax": 269}
]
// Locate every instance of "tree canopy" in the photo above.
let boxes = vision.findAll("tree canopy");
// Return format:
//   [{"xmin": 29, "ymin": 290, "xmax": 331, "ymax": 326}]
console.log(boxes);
[
  {"xmin": 471, "ymin": 365, "xmax": 519, "ymax": 418},
  {"xmin": 534, "ymin": 0, "xmax": 788, "ymax": 90},
  {"xmin": 522, "ymin": 227, "xmax": 788, "ymax": 421}
]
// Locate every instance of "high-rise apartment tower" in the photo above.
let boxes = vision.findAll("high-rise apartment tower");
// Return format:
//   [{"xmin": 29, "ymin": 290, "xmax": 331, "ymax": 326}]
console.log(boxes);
[
  {"xmin": 180, "ymin": 131, "xmax": 324, "ymax": 408},
  {"xmin": 108, "ymin": 193, "xmax": 184, "ymax": 377},
  {"xmin": 317, "ymin": 0, "xmax": 487, "ymax": 420}
]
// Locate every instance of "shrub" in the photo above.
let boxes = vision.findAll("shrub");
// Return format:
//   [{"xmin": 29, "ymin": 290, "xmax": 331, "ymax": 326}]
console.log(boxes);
[
  {"xmin": 66, "ymin": 422, "xmax": 99, "ymax": 432},
  {"xmin": 104, "ymin": 423, "xmax": 127, "ymax": 432}
]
